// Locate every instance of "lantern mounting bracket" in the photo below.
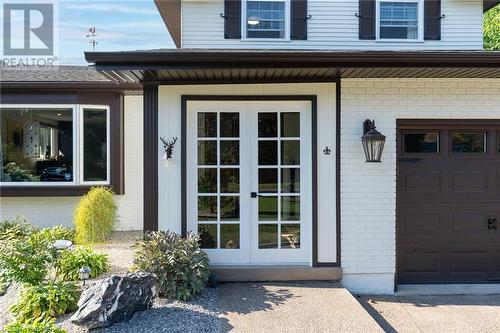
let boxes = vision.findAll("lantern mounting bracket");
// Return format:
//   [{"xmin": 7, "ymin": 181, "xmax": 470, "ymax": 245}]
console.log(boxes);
[{"xmin": 363, "ymin": 119, "xmax": 376, "ymax": 135}]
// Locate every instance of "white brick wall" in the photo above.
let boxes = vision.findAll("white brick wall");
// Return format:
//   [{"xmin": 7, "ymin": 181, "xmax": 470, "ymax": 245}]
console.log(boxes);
[
  {"xmin": 0, "ymin": 95, "xmax": 144, "ymax": 231},
  {"xmin": 341, "ymin": 78, "xmax": 500, "ymax": 293}
]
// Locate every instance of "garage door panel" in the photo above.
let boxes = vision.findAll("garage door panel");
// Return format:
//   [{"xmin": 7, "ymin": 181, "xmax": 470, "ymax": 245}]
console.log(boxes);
[
  {"xmin": 398, "ymin": 125, "xmax": 500, "ymax": 284},
  {"xmin": 401, "ymin": 211, "xmax": 440, "ymax": 234},
  {"xmin": 449, "ymin": 251, "xmax": 489, "ymax": 274},
  {"xmin": 403, "ymin": 172, "xmax": 441, "ymax": 193},
  {"xmin": 450, "ymin": 172, "xmax": 489, "ymax": 193},
  {"xmin": 451, "ymin": 211, "xmax": 489, "ymax": 234}
]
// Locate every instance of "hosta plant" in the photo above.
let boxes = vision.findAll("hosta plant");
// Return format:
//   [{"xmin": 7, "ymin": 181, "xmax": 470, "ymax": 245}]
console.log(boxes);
[
  {"xmin": 73, "ymin": 187, "xmax": 117, "ymax": 244},
  {"xmin": 2, "ymin": 319, "xmax": 66, "ymax": 333},
  {"xmin": 55, "ymin": 246, "xmax": 109, "ymax": 281},
  {"xmin": 38, "ymin": 226, "xmax": 76, "ymax": 244},
  {"xmin": 10, "ymin": 281, "xmax": 80, "ymax": 324},
  {"xmin": 0, "ymin": 231, "xmax": 53, "ymax": 285},
  {"xmin": 0, "ymin": 217, "xmax": 34, "ymax": 241},
  {"xmin": 133, "ymin": 231, "xmax": 210, "ymax": 301}
]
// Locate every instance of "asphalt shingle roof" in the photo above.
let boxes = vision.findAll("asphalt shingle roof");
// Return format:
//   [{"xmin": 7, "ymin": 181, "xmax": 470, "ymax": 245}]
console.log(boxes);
[{"xmin": 0, "ymin": 65, "xmax": 111, "ymax": 83}]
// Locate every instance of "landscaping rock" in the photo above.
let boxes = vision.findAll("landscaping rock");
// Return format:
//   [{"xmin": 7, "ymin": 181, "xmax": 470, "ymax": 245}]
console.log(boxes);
[{"xmin": 70, "ymin": 272, "xmax": 156, "ymax": 329}]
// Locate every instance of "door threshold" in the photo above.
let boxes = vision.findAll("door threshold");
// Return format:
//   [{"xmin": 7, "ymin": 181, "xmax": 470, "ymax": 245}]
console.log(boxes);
[
  {"xmin": 211, "ymin": 265, "xmax": 342, "ymax": 282},
  {"xmin": 397, "ymin": 284, "xmax": 500, "ymax": 296}
]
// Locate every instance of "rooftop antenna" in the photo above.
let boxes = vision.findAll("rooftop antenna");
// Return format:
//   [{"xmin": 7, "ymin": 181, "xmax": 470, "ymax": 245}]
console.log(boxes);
[{"xmin": 86, "ymin": 27, "xmax": 98, "ymax": 52}]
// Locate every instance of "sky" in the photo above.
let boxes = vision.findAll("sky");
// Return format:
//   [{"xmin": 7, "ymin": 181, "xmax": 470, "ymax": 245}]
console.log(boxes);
[{"xmin": 57, "ymin": 0, "xmax": 175, "ymax": 64}]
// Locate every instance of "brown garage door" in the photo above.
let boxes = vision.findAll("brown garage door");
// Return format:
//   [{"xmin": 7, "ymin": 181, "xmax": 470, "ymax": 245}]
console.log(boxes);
[{"xmin": 397, "ymin": 120, "xmax": 500, "ymax": 284}]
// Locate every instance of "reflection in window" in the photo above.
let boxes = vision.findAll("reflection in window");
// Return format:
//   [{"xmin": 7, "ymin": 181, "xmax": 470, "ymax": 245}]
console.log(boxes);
[
  {"xmin": 380, "ymin": 1, "xmax": 419, "ymax": 39},
  {"xmin": 451, "ymin": 132, "xmax": 485, "ymax": 153},
  {"xmin": 83, "ymin": 109, "xmax": 107, "ymax": 182},
  {"xmin": 1, "ymin": 108, "xmax": 73, "ymax": 182},
  {"xmin": 404, "ymin": 132, "xmax": 438, "ymax": 153},
  {"xmin": 246, "ymin": 0, "xmax": 286, "ymax": 39}
]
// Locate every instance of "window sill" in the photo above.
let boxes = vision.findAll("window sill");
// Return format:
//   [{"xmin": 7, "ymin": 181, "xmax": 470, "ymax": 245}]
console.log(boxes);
[
  {"xmin": 241, "ymin": 38, "xmax": 292, "ymax": 42},
  {"xmin": 0, "ymin": 185, "xmax": 115, "ymax": 197},
  {"xmin": 375, "ymin": 39, "xmax": 425, "ymax": 43}
]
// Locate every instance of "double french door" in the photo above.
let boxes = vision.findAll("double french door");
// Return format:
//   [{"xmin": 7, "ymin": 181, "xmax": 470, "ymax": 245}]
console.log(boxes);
[{"xmin": 187, "ymin": 100, "xmax": 312, "ymax": 265}]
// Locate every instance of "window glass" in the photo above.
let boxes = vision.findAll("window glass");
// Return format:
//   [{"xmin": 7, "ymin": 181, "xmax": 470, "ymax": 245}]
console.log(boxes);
[
  {"xmin": 380, "ymin": 2, "xmax": 418, "ymax": 39},
  {"xmin": 451, "ymin": 132, "xmax": 485, "ymax": 153},
  {"xmin": 83, "ymin": 109, "xmax": 107, "ymax": 182},
  {"xmin": 1, "ymin": 108, "xmax": 73, "ymax": 183},
  {"xmin": 404, "ymin": 132, "xmax": 438, "ymax": 153},
  {"xmin": 246, "ymin": 0, "xmax": 286, "ymax": 39}
]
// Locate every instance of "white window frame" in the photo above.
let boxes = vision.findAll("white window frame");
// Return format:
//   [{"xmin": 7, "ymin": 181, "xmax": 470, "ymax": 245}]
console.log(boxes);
[
  {"xmin": 376, "ymin": 0, "xmax": 424, "ymax": 42},
  {"xmin": 79, "ymin": 105, "xmax": 111, "ymax": 186},
  {"xmin": 0, "ymin": 104, "xmax": 111, "ymax": 187},
  {"xmin": 241, "ymin": 0, "xmax": 291, "ymax": 41}
]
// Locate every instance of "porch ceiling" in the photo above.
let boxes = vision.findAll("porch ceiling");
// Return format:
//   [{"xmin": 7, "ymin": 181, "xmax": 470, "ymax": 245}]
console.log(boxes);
[{"xmin": 84, "ymin": 50, "xmax": 500, "ymax": 84}]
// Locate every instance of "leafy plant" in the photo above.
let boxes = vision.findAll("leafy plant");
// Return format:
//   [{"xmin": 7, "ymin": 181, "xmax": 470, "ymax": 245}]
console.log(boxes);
[
  {"xmin": 73, "ymin": 187, "xmax": 117, "ymax": 244},
  {"xmin": 0, "ymin": 217, "xmax": 35, "ymax": 241},
  {"xmin": 484, "ymin": 5, "xmax": 500, "ymax": 50},
  {"xmin": 0, "ymin": 232, "xmax": 54, "ymax": 285},
  {"xmin": 10, "ymin": 281, "xmax": 80, "ymax": 324},
  {"xmin": 133, "ymin": 231, "xmax": 210, "ymax": 301},
  {"xmin": 0, "ymin": 270, "xmax": 11, "ymax": 296},
  {"xmin": 38, "ymin": 226, "xmax": 75, "ymax": 244},
  {"xmin": 2, "ymin": 319, "xmax": 66, "ymax": 333},
  {"xmin": 55, "ymin": 246, "xmax": 109, "ymax": 281}
]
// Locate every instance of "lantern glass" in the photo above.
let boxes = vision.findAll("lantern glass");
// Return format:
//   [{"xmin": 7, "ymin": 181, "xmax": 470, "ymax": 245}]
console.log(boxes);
[{"xmin": 361, "ymin": 125, "xmax": 386, "ymax": 163}]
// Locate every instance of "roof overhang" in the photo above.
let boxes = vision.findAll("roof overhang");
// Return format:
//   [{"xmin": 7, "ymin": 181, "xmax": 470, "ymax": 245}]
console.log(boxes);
[
  {"xmin": 85, "ymin": 50, "xmax": 500, "ymax": 84},
  {"xmin": 484, "ymin": 0, "xmax": 500, "ymax": 11}
]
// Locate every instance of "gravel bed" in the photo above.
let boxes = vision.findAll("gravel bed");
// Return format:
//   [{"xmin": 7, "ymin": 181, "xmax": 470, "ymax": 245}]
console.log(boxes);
[
  {"xmin": 57, "ymin": 287, "xmax": 218, "ymax": 333},
  {"xmin": 0, "ymin": 231, "xmax": 220, "ymax": 332},
  {"xmin": 0, "ymin": 283, "xmax": 19, "ymax": 328}
]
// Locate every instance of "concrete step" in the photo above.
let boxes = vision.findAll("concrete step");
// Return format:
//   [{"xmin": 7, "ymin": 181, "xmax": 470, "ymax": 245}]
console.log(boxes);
[{"xmin": 210, "ymin": 265, "xmax": 342, "ymax": 282}]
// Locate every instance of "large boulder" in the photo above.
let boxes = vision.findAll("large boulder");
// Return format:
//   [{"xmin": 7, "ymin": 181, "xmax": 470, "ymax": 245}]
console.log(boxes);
[{"xmin": 70, "ymin": 272, "xmax": 156, "ymax": 329}]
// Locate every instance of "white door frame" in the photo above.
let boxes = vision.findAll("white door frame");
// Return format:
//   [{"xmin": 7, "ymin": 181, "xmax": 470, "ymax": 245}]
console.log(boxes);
[{"xmin": 186, "ymin": 98, "xmax": 314, "ymax": 266}]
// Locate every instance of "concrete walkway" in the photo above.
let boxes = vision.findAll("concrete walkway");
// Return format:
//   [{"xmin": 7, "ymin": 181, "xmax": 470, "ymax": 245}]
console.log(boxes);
[
  {"xmin": 358, "ymin": 294, "xmax": 500, "ymax": 333},
  {"xmin": 218, "ymin": 282, "xmax": 383, "ymax": 332}
]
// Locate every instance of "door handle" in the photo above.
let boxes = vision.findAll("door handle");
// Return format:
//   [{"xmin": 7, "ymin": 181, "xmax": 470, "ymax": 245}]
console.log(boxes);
[
  {"xmin": 488, "ymin": 216, "xmax": 497, "ymax": 230},
  {"xmin": 251, "ymin": 192, "xmax": 262, "ymax": 198}
]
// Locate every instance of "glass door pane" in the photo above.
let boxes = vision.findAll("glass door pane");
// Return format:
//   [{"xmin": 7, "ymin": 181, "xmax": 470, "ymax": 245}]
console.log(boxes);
[
  {"xmin": 197, "ymin": 112, "xmax": 241, "ymax": 250},
  {"xmin": 257, "ymin": 111, "xmax": 301, "ymax": 250}
]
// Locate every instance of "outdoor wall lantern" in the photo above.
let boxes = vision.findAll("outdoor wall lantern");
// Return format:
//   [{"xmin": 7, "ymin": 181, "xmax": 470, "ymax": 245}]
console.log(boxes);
[
  {"xmin": 361, "ymin": 119, "xmax": 386, "ymax": 163},
  {"xmin": 160, "ymin": 136, "xmax": 177, "ymax": 167}
]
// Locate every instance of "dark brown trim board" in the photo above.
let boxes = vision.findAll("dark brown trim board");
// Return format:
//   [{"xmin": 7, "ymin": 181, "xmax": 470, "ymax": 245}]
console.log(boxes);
[
  {"xmin": 143, "ymin": 85, "xmax": 159, "ymax": 232},
  {"xmin": 0, "ymin": 90, "xmax": 125, "ymax": 197},
  {"xmin": 181, "ymin": 95, "xmax": 338, "ymax": 267}
]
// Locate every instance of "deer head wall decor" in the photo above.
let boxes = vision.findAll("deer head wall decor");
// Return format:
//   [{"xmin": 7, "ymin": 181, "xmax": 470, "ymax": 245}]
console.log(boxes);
[{"xmin": 160, "ymin": 136, "xmax": 177, "ymax": 166}]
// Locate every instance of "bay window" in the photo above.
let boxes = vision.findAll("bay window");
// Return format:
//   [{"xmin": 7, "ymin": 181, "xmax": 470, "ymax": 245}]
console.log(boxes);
[
  {"xmin": 378, "ymin": 0, "xmax": 422, "ymax": 40},
  {"xmin": 0, "ymin": 104, "xmax": 110, "ymax": 186}
]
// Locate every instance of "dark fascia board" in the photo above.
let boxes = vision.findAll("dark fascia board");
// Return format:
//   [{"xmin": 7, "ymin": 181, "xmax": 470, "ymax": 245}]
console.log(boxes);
[
  {"xmin": 154, "ymin": 0, "xmax": 181, "ymax": 48},
  {"xmin": 85, "ymin": 50, "xmax": 500, "ymax": 69},
  {"xmin": 0, "ymin": 81, "xmax": 142, "ymax": 91},
  {"xmin": 484, "ymin": 0, "xmax": 500, "ymax": 11}
]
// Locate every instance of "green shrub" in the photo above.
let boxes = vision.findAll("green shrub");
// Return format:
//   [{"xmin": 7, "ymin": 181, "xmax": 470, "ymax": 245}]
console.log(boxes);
[
  {"xmin": 133, "ymin": 231, "xmax": 209, "ymax": 301},
  {"xmin": 0, "ymin": 270, "xmax": 11, "ymax": 296},
  {"xmin": 55, "ymin": 246, "xmax": 109, "ymax": 281},
  {"xmin": 10, "ymin": 281, "xmax": 80, "ymax": 324},
  {"xmin": 2, "ymin": 319, "xmax": 66, "ymax": 333},
  {"xmin": 0, "ymin": 217, "xmax": 34, "ymax": 241},
  {"xmin": 38, "ymin": 226, "xmax": 75, "ymax": 244},
  {"xmin": 0, "ymin": 232, "xmax": 53, "ymax": 285},
  {"xmin": 73, "ymin": 187, "xmax": 117, "ymax": 244}
]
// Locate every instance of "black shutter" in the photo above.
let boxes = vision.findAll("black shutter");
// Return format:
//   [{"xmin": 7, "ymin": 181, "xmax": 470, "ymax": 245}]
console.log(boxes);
[
  {"xmin": 424, "ymin": 0, "xmax": 441, "ymax": 40},
  {"xmin": 224, "ymin": 0, "xmax": 241, "ymax": 39},
  {"xmin": 358, "ymin": 0, "xmax": 376, "ymax": 40},
  {"xmin": 291, "ymin": 0, "xmax": 308, "ymax": 40}
]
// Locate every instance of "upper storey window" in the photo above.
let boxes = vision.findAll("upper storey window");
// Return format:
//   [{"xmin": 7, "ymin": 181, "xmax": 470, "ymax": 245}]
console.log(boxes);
[
  {"xmin": 243, "ymin": 0, "xmax": 290, "ymax": 39},
  {"xmin": 376, "ymin": 0, "xmax": 423, "ymax": 41}
]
